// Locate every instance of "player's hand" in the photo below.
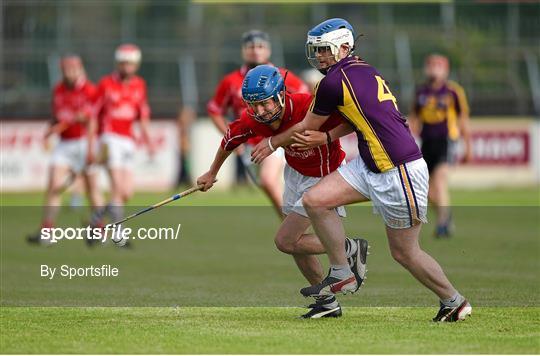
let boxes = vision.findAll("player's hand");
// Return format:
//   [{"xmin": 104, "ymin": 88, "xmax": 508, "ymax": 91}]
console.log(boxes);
[
  {"xmin": 147, "ymin": 143, "xmax": 157, "ymax": 159},
  {"xmin": 291, "ymin": 130, "xmax": 326, "ymax": 151},
  {"xmin": 42, "ymin": 134, "xmax": 52, "ymax": 151},
  {"xmin": 75, "ymin": 112, "xmax": 87, "ymax": 123},
  {"xmin": 197, "ymin": 171, "xmax": 217, "ymax": 192},
  {"xmin": 463, "ymin": 144, "xmax": 473, "ymax": 163},
  {"xmin": 251, "ymin": 138, "xmax": 273, "ymax": 164},
  {"xmin": 86, "ymin": 151, "xmax": 95, "ymax": 165}
]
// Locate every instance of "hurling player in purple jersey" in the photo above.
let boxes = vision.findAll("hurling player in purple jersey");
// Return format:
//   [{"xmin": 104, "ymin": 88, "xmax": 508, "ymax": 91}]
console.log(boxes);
[
  {"xmin": 409, "ymin": 54, "xmax": 472, "ymax": 238},
  {"xmin": 251, "ymin": 18, "xmax": 471, "ymax": 322}
]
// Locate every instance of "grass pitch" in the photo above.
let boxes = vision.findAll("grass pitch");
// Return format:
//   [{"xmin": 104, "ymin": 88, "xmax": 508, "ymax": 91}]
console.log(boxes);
[{"xmin": 1, "ymin": 186, "xmax": 539, "ymax": 354}]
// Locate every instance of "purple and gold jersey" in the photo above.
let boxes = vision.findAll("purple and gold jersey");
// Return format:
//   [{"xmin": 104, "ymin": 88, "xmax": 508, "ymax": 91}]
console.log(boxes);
[
  {"xmin": 310, "ymin": 56, "xmax": 421, "ymax": 173},
  {"xmin": 413, "ymin": 81, "xmax": 469, "ymax": 141}
]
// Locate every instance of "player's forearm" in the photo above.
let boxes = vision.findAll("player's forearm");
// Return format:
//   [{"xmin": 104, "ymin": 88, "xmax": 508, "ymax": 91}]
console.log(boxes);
[
  {"xmin": 459, "ymin": 114, "xmax": 471, "ymax": 141},
  {"xmin": 328, "ymin": 122, "xmax": 354, "ymax": 141},
  {"xmin": 86, "ymin": 119, "xmax": 97, "ymax": 152},
  {"xmin": 139, "ymin": 118, "xmax": 153, "ymax": 146},
  {"xmin": 46, "ymin": 121, "xmax": 67, "ymax": 137},
  {"xmin": 209, "ymin": 114, "xmax": 229, "ymax": 134},
  {"xmin": 407, "ymin": 114, "xmax": 421, "ymax": 137},
  {"xmin": 272, "ymin": 113, "xmax": 326, "ymax": 148},
  {"xmin": 209, "ymin": 146, "xmax": 233, "ymax": 175},
  {"xmin": 272, "ymin": 121, "xmax": 308, "ymax": 148}
]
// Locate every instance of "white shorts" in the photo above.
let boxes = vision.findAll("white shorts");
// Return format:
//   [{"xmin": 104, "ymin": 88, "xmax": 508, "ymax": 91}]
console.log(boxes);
[
  {"xmin": 283, "ymin": 164, "xmax": 346, "ymax": 218},
  {"xmin": 50, "ymin": 138, "xmax": 88, "ymax": 173},
  {"xmin": 338, "ymin": 157, "xmax": 429, "ymax": 229},
  {"xmin": 100, "ymin": 133, "xmax": 136, "ymax": 170}
]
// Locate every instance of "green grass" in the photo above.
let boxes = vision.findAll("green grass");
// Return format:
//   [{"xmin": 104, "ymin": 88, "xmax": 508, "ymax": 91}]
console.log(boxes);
[
  {"xmin": 2, "ymin": 185, "xmax": 539, "ymax": 206},
  {"xmin": 1, "ymin": 307, "xmax": 539, "ymax": 354},
  {"xmin": 1, "ymin": 186, "xmax": 539, "ymax": 353}
]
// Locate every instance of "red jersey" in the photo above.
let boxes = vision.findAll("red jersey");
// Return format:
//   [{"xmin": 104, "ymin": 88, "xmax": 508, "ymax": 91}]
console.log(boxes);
[
  {"xmin": 221, "ymin": 93, "xmax": 346, "ymax": 177},
  {"xmin": 207, "ymin": 64, "xmax": 309, "ymax": 145},
  {"xmin": 52, "ymin": 79, "xmax": 96, "ymax": 140},
  {"xmin": 95, "ymin": 73, "xmax": 151, "ymax": 138}
]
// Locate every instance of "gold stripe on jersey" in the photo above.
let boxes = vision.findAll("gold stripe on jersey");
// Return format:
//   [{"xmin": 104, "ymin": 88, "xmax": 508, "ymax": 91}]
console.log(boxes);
[
  {"xmin": 339, "ymin": 73, "xmax": 394, "ymax": 172},
  {"xmin": 448, "ymin": 81, "xmax": 470, "ymax": 116},
  {"xmin": 446, "ymin": 105, "xmax": 459, "ymax": 140},
  {"xmin": 308, "ymin": 80, "xmax": 321, "ymax": 112},
  {"xmin": 448, "ymin": 81, "xmax": 468, "ymax": 140}
]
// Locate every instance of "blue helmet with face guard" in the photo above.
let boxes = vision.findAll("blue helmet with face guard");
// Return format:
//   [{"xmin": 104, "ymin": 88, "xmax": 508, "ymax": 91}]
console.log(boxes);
[{"xmin": 242, "ymin": 65, "xmax": 286, "ymax": 124}]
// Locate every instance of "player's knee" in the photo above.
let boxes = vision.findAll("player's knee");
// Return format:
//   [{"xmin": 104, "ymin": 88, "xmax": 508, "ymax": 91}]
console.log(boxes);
[
  {"xmin": 390, "ymin": 248, "xmax": 414, "ymax": 267},
  {"xmin": 274, "ymin": 234, "xmax": 294, "ymax": 254},
  {"xmin": 302, "ymin": 191, "xmax": 321, "ymax": 212}
]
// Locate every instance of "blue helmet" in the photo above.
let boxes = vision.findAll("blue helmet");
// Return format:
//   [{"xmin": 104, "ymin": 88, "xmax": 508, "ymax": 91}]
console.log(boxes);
[
  {"xmin": 306, "ymin": 18, "xmax": 355, "ymax": 72},
  {"xmin": 242, "ymin": 65, "xmax": 285, "ymax": 124}
]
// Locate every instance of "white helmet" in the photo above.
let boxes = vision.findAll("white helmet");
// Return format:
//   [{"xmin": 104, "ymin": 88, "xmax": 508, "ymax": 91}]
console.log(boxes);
[
  {"xmin": 306, "ymin": 18, "xmax": 355, "ymax": 72},
  {"xmin": 115, "ymin": 44, "xmax": 142, "ymax": 63}
]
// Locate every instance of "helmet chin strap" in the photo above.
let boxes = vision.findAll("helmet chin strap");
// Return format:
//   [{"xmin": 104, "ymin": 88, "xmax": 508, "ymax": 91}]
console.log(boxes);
[{"xmin": 253, "ymin": 91, "xmax": 286, "ymax": 125}]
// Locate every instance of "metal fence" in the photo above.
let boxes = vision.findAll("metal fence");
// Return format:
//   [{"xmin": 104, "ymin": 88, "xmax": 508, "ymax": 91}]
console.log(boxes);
[{"xmin": 1, "ymin": 0, "xmax": 539, "ymax": 119}]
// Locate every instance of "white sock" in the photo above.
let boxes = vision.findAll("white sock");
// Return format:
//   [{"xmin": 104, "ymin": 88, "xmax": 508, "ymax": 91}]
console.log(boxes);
[
  {"xmin": 329, "ymin": 265, "xmax": 353, "ymax": 279},
  {"xmin": 441, "ymin": 292, "xmax": 465, "ymax": 308}
]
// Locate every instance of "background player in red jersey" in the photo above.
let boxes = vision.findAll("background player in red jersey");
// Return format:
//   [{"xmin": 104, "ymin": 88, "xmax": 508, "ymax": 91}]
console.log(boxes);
[
  {"xmin": 207, "ymin": 30, "xmax": 309, "ymax": 218},
  {"xmin": 198, "ymin": 65, "xmax": 368, "ymax": 319},
  {"xmin": 27, "ymin": 55, "xmax": 103, "ymax": 244},
  {"xmin": 408, "ymin": 54, "xmax": 472, "ymax": 238},
  {"xmin": 91, "ymin": 44, "xmax": 155, "ymax": 245}
]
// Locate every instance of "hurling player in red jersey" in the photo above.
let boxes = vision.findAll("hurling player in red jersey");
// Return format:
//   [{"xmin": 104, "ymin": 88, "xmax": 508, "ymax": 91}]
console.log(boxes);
[
  {"xmin": 90, "ymin": 44, "xmax": 155, "ymax": 246},
  {"xmin": 27, "ymin": 55, "xmax": 103, "ymax": 244},
  {"xmin": 207, "ymin": 30, "xmax": 308, "ymax": 218},
  {"xmin": 198, "ymin": 65, "xmax": 367, "ymax": 319}
]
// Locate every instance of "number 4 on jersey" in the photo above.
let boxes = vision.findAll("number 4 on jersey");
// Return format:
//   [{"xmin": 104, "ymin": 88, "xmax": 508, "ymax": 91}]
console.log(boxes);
[{"xmin": 375, "ymin": 75, "xmax": 398, "ymax": 110}]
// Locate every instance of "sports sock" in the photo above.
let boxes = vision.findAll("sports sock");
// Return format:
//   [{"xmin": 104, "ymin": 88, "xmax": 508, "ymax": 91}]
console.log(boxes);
[
  {"xmin": 41, "ymin": 219, "xmax": 53, "ymax": 229},
  {"xmin": 329, "ymin": 264, "xmax": 353, "ymax": 279},
  {"xmin": 345, "ymin": 238, "xmax": 357, "ymax": 258},
  {"xmin": 315, "ymin": 295, "xmax": 338, "ymax": 309},
  {"xmin": 108, "ymin": 204, "xmax": 124, "ymax": 224},
  {"xmin": 89, "ymin": 207, "xmax": 107, "ymax": 227},
  {"xmin": 441, "ymin": 292, "xmax": 465, "ymax": 308}
]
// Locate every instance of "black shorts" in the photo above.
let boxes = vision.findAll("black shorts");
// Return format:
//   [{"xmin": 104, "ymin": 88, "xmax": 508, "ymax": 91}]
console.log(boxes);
[{"xmin": 421, "ymin": 138, "xmax": 457, "ymax": 173}]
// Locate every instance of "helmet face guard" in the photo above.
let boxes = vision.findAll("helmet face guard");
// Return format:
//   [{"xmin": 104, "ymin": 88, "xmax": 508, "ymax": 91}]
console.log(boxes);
[
  {"xmin": 245, "ymin": 91, "xmax": 285, "ymax": 124},
  {"xmin": 305, "ymin": 42, "xmax": 341, "ymax": 71}
]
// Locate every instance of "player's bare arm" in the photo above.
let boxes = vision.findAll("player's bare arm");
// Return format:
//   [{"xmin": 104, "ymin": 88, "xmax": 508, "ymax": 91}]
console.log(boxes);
[
  {"xmin": 459, "ymin": 112, "xmax": 472, "ymax": 162},
  {"xmin": 86, "ymin": 117, "xmax": 98, "ymax": 164},
  {"xmin": 197, "ymin": 147, "xmax": 233, "ymax": 191},
  {"xmin": 139, "ymin": 118, "xmax": 156, "ymax": 156},
  {"xmin": 407, "ymin": 112, "xmax": 422, "ymax": 138},
  {"xmin": 250, "ymin": 111, "xmax": 329, "ymax": 164},
  {"xmin": 209, "ymin": 113, "xmax": 229, "ymax": 135},
  {"xmin": 291, "ymin": 122, "xmax": 354, "ymax": 151}
]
